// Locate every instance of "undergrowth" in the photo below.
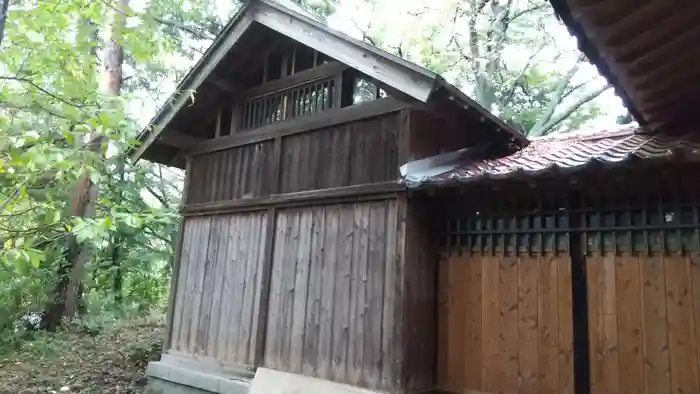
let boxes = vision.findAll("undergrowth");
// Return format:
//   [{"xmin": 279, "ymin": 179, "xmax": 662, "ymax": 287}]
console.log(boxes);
[{"xmin": 0, "ymin": 314, "xmax": 164, "ymax": 394}]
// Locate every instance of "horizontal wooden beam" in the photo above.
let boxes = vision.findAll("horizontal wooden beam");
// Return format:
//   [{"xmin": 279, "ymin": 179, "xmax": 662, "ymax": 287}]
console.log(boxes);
[
  {"xmin": 189, "ymin": 96, "xmax": 411, "ymax": 155},
  {"xmin": 181, "ymin": 182, "xmax": 405, "ymax": 215},
  {"xmin": 243, "ymin": 61, "xmax": 348, "ymax": 99},
  {"xmin": 157, "ymin": 129, "xmax": 205, "ymax": 149}
]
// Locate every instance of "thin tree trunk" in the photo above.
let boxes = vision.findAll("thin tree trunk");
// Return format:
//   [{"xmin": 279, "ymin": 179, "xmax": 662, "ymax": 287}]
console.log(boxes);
[
  {"xmin": 0, "ymin": 0, "xmax": 10, "ymax": 48},
  {"xmin": 110, "ymin": 160, "xmax": 125, "ymax": 307}
]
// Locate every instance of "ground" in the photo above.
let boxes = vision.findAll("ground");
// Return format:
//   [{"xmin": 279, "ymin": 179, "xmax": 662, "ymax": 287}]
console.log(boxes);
[{"xmin": 0, "ymin": 316, "xmax": 164, "ymax": 394}]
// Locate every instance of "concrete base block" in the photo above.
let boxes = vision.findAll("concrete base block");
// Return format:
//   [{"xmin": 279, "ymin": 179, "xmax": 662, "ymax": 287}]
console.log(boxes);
[
  {"xmin": 144, "ymin": 376, "xmax": 215, "ymax": 394},
  {"xmin": 249, "ymin": 368, "xmax": 384, "ymax": 394},
  {"xmin": 144, "ymin": 361, "xmax": 249, "ymax": 394}
]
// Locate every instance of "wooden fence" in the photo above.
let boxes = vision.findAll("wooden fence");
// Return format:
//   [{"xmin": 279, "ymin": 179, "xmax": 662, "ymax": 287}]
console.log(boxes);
[
  {"xmin": 587, "ymin": 253, "xmax": 700, "ymax": 394},
  {"xmin": 437, "ymin": 253, "xmax": 574, "ymax": 394},
  {"xmin": 438, "ymin": 179, "xmax": 700, "ymax": 394}
]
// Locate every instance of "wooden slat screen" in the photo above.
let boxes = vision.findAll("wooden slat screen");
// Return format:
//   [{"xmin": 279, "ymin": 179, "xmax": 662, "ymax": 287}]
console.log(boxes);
[
  {"xmin": 277, "ymin": 111, "xmax": 400, "ymax": 193},
  {"xmin": 263, "ymin": 201, "xmax": 401, "ymax": 392},
  {"xmin": 187, "ymin": 140, "xmax": 275, "ymax": 204},
  {"xmin": 239, "ymin": 77, "xmax": 335, "ymax": 130},
  {"xmin": 169, "ymin": 212, "xmax": 268, "ymax": 366},
  {"xmin": 437, "ymin": 253, "xmax": 574, "ymax": 394}
]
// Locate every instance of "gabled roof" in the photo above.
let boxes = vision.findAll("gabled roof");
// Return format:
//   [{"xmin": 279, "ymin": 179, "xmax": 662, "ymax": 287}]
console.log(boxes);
[
  {"xmin": 402, "ymin": 127, "xmax": 700, "ymax": 188},
  {"xmin": 131, "ymin": 0, "xmax": 526, "ymax": 166},
  {"xmin": 549, "ymin": 0, "xmax": 700, "ymax": 131}
]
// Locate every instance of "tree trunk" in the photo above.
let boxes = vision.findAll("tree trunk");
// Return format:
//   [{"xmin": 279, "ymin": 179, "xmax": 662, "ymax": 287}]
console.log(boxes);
[
  {"xmin": 42, "ymin": 0, "xmax": 128, "ymax": 329},
  {"xmin": 0, "ymin": 0, "xmax": 10, "ymax": 48},
  {"xmin": 41, "ymin": 173, "xmax": 93, "ymax": 330},
  {"xmin": 110, "ymin": 160, "xmax": 126, "ymax": 306}
]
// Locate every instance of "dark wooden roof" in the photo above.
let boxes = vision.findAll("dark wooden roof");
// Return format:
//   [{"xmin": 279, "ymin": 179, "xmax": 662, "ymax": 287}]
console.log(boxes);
[
  {"xmin": 549, "ymin": 0, "xmax": 700, "ymax": 131},
  {"xmin": 131, "ymin": 0, "xmax": 527, "ymax": 167}
]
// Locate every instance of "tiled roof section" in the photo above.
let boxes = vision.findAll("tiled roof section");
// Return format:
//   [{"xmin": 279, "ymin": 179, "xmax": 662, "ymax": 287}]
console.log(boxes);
[{"xmin": 403, "ymin": 127, "xmax": 700, "ymax": 188}]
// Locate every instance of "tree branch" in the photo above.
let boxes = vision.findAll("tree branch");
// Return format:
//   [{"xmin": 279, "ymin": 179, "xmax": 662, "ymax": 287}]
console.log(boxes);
[
  {"xmin": 537, "ymin": 83, "xmax": 612, "ymax": 136},
  {"xmin": 528, "ymin": 53, "xmax": 585, "ymax": 136},
  {"xmin": 508, "ymin": 3, "xmax": 547, "ymax": 22},
  {"xmin": 150, "ymin": 16, "xmax": 216, "ymax": 41},
  {"xmin": 144, "ymin": 183, "xmax": 168, "ymax": 208},
  {"xmin": 0, "ymin": 76, "xmax": 93, "ymax": 110}
]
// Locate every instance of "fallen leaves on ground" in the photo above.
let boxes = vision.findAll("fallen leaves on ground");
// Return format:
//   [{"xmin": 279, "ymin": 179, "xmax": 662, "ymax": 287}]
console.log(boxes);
[{"xmin": 0, "ymin": 316, "xmax": 164, "ymax": 394}]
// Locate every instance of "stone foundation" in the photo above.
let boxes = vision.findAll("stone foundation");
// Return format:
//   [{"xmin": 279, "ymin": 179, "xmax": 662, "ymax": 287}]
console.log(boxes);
[{"xmin": 144, "ymin": 361, "xmax": 249, "ymax": 394}]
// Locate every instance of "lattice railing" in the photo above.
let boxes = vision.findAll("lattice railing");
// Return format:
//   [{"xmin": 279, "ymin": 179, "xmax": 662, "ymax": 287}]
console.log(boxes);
[
  {"xmin": 444, "ymin": 190, "xmax": 700, "ymax": 256},
  {"xmin": 238, "ymin": 77, "xmax": 335, "ymax": 130}
]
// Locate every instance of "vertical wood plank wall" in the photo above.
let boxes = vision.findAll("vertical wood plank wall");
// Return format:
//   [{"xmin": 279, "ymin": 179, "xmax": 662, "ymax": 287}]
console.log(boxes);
[
  {"xmin": 262, "ymin": 200, "xmax": 403, "ymax": 392},
  {"xmin": 587, "ymin": 252, "xmax": 700, "ymax": 394},
  {"xmin": 186, "ymin": 111, "xmax": 400, "ymax": 204},
  {"xmin": 187, "ymin": 141, "xmax": 275, "ymax": 204},
  {"xmin": 437, "ymin": 252, "xmax": 574, "ymax": 394},
  {"xmin": 278, "ymin": 114, "xmax": 399, "ymax": 193},
  {"xmin": 169, "ymin": 212, "xmax": 268, "ymax": 366}
]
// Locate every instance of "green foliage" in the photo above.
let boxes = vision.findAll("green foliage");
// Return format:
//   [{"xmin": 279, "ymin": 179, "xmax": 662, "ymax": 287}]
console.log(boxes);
[
  {"xmin": 344, "ymin": 0, "xmax": 611, "ymax": 136},
  {"xmin": 0, "ymin": 0, "xmax": 216, "ymax": 342}
]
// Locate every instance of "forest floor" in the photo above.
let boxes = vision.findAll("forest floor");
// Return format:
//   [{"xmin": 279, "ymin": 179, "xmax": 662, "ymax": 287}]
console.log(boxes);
[{"xmin": 0, "ymin": 316, "xmax": 164, "ymax": 394}]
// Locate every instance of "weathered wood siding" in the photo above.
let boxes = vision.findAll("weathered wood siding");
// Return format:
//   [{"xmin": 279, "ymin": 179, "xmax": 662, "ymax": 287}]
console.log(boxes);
[
  {"xmin": 187, "ymin": 141, "xmax": 276, "ymax": 204},
  {"xmin": 262, "ymin": 200, "xmax": 404, "ymax": 392},
  {"xmin": 185, "ymin": 111, "xmax": 401, "ymax": 204},
  {"xmin": 278, "ymin": 112, "xmax": 400, "ymax": 193},
  {"xmin": 169, "ymin": 212, "xmax": 268, "ymax": 366},
  {"xmin": 402, "ymin": 200, "xmax": 438, "ymax": 392},
  {"xmin": 437, "ymin": 252, "xmax": 574, "ymax": 394},
  {"xmin": 587, "ymin": 252, "xmax": 700, "ymax": 394}
]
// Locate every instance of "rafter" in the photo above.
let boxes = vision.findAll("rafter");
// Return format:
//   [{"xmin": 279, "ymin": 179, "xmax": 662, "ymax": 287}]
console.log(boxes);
[{"xmin": 157, "ymin": 129, "xmax": 205, "ymax": 149}]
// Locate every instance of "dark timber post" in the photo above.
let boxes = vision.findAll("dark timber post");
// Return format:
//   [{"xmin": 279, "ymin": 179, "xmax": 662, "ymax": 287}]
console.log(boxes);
[{"xmin": 569, "ymin": 189, "xmax": 590, "ymax": 394}]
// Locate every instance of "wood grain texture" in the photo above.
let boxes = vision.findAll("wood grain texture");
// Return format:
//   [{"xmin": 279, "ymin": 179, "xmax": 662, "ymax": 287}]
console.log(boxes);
[
  {"xmin": 557, "ymin": 254, "xmax": 574, "ymax": 394},
  {"xmin": 187, "ymin": 141, "xmax": 275, "ymax": 204},
  {"xmin": 518, "ymin": 255, "xmax": 539, "ymax": 394},
  {"xmin": 436, "ymin": 252, "xmax": 573, "ymax": 394},
  {"xmin": 262, "ymin": 200, "xmax": 402, "ymax": 392},
  {"xmin": 615, "ymin": 254, "xmax": 643, "ymax": 394},
  {"xmin": 586, "ymin": 252, "xmax": 700, "ymax": 394},
  {"xmin": 278, "ymin": 111, "xmax": 399, "ymax": 194},
  {"xmin": 538, "ymin": 254, "xmax": 560, "ymax": 394},
  {"xmin": 666, "ymin": 254, "xmax": 700, "ymax": 394},
  {"xmin": 401, "ymin": 200, "xmax": 438, "ymax": 392},
  {"xmin": 169, "ymin": 212, "xmax": 267, "ymax": 365},
  {"xmin": 499, "ymin": 254, "xmax": 519, "ymax": 394},
  {"xmin": 481, "ymin": 254, "xmax": 500, "ymax": 393},
  {"xmin": 169, "ymin": 218, "xmax": 196, "ymax": 351},
  {"xmin": 641, "ymin": 253, "xmax": 672, "ymax": 393}
]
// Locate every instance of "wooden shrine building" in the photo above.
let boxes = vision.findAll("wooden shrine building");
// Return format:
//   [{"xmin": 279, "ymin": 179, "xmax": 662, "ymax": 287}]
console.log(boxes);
[
  {"xmin": 133, "ymin": 0, "xmax": 700, "ymax": 394},
  {"xmin": 131, "ymin": 0, "xmax": 525, "ymax": 393}
]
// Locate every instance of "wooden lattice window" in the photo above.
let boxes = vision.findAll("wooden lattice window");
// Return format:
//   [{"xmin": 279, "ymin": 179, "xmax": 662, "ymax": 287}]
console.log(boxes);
[
  {"xmin": 444, "ymin": 189, "xmax": 700, "ymax": 256},
  {"xmin": 237, "ymin": 77, "xmax": 336, "ymax": 130}
]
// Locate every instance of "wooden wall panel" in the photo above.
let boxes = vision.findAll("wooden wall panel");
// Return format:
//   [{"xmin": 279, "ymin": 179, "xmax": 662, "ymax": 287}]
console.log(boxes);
[
  {"xmin": 168, "ymin": 212, "xmax": 268, "ymax": 366},
  {"xmin": 187, "ymin": 140, "xmax": 275, "ymax": 204},
  {"xmin": 587, "ymin": 252, "xmax": 700, "ymax": 394},
  {"xmin": 436, "ymin": 252, "xmax": 574, "ymax": 394},
  {"xmin": 278, "ymin": 112, "xmax": 400, "ymax": 194},
  {"xmin": 402, "ymin": 199, "xmax": 438, "ymax": 392},
  {"xmin": 263, "ymin": 200, "xmax": 403, "ymax": 392}
]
